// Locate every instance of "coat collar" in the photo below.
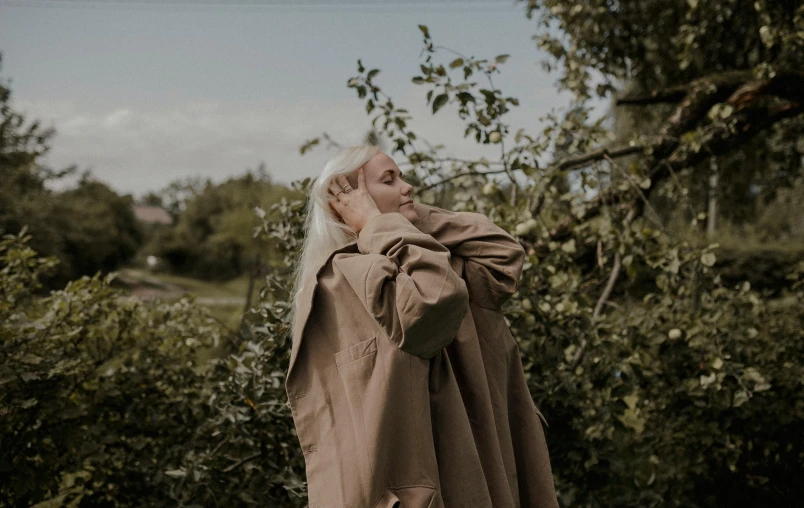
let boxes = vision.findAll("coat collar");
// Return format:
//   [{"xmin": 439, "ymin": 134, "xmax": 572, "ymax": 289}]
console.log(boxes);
[{"xmin": 286, "ymin": 239, "xmax": 359, "ymax": 386}]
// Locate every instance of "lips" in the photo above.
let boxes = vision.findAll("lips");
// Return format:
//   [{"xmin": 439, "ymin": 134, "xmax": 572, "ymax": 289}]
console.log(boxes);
[{"xmin": 401, "ymin": 201, "xmax": 413, "ymax": 206}]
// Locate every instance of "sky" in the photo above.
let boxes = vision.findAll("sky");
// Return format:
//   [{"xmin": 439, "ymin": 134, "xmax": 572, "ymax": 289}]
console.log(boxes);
[{"xmin": 0, "ymin": 0, "xmax": 597, "ymax": 198}]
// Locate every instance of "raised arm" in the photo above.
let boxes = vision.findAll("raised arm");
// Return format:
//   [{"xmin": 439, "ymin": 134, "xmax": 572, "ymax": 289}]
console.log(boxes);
[
  {"xmin": 333, "ymin": 211, "xmax": 470, "ymax": 359},
  {"xmin": 411, "ymin": 202, "xmax": 526, "ymax": 310}
]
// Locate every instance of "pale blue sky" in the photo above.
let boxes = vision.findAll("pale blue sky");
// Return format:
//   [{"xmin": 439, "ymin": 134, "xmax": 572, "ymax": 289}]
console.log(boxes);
[{"xmin": 0, "ymin": 0, "xmax": 597, "ymax": 196}]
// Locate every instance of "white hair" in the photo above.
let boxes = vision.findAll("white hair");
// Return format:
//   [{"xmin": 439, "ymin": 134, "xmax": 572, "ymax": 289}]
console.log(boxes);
[{"xmin": 287, "ymin": 145, "xmax": 380, "ymax": 341}]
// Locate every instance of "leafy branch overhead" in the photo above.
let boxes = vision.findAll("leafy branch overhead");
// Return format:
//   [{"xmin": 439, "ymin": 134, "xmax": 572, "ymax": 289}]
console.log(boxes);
[
  {"xmin": 295, "ymin": 15, "xmax": 804, "ymax": 505},
  {"xmin": 306, "ymin": 26, "xmax": 803, "ymax": 262}
]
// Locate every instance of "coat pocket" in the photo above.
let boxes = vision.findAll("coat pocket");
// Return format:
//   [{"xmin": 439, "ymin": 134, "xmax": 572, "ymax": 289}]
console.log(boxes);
[
  {"xmin": 373, "ymin": 485, "xmax": 439, "ymax": 508},
  {"xmin": 335, "ymin": 336, "xmax": 378, "ymax": 367}
]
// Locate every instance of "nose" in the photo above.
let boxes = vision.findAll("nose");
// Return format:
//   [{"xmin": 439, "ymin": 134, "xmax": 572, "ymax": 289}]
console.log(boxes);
[{"xmin": 402, "ymin": 181, "xmax": 413, "ymax": 196}]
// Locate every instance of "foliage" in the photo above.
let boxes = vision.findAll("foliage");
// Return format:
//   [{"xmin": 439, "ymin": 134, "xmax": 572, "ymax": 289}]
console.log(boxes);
[
  {"xmin": 519, "ymin": 0, "xmax": 804, "ymax": 230},
  {"xmin": 509, "ymin": 220, "xmax": 804, "ymax": 506},
  {"xmin": 0, "ymin": 57, "xmax": 143, "ymax": 287},
  {"xmin": 293, "ymin": 12, "xmax": 804, "ymax": 505},
  {"xmin": 3, "ymin": 2, "xmax": 804, "ymax": 507},
  {"xmin": 144, "ymin": 167, "xmax": 302, "ymax": 280},
  {"xmin": 162, "ymin": 190, "xmax": 311, "ymax": 507},
  {"xmin": 519, "ymin": 0, "xmax": 803, "ymax": 101},
  {"xmin": 0, "ymin": 230, "xmax": 222, "ymax": 506}
]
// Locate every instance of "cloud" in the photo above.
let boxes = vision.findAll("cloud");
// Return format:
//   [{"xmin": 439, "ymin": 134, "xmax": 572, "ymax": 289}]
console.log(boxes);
[
  {"xmin": 11, "ymin": 67, "xmax": 585, "ymax": 197},
  {"xmin": 13, "ymin": 96, "xmax": 373, "ymax": 195}
]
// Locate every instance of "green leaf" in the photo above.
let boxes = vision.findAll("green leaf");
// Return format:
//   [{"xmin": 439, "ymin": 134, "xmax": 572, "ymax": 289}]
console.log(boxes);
[
  {"xmin": 432, "ymin": 93, "xmax": 449, "ymax": 114},
  {"xmin": 622, "ymin": 393, "xmax": 639, "ymax": 410},
  {"xmin": 20, "ymin": 354, "xmax": 43, "ymax": 365},
  {"xmin": 733, "ymin": 390, "xmax": 750, "ymax": 407},
  {"xmin": 449, "ymin": 58, "xmax": 464, "ymax": 69},
  {"xmin": 456, "ymin": 92, "xmax": 475, "ymax": 104},
  {"xmin": 616, "ymin": 407, "xmax": 645, "ymax": 434},
  {"xmin": 418, "ymin": 24, "xmax": 430, "ymax": 39},
  {"xmin": 367, "ymin": 69, "xmax": 380, "ymax": 80}
]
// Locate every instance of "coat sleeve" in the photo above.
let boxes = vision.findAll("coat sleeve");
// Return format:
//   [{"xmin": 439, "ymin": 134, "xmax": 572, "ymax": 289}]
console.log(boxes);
[
  {"xmin": 411, "ymin": 202, "xmax": 526, "ymax": 310},
  {"xmin": 338, "ymin": 211, "xmax": 470, "ymax": 359}
]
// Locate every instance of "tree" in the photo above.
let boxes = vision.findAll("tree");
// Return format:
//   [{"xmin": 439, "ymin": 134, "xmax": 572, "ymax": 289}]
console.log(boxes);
[
  {"xmin": 145, "ymin": 168, "xmax": 302, "ymax": 279},
  {"xmin": 0, "ymin": 54, "xmax": 143, "ymax": 287},
  {"xmin": 523, "ymin": 0, "xmax": 804, "ymax": 231}
]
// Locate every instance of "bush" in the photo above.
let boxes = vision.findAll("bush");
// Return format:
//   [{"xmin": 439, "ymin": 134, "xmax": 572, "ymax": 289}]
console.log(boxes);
[
  {"xmin": 0, "ymin": 229, "xmax": 221, "ymax": 506},
  {"xmin": 2, "ymin": 182, "xmax": 803, "ymax": 506}
]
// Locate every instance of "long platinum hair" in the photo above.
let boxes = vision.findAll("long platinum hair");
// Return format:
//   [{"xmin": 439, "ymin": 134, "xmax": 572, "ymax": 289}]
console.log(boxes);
[{"xmin": 287, "ymin": 145, "xmax": 380, "ymax": 341}]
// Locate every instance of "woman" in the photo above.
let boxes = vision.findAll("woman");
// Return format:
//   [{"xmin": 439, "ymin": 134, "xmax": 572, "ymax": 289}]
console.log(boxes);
[{"xmin": 286, "ymin": 145, "xmax": 558, "ymax": 508}]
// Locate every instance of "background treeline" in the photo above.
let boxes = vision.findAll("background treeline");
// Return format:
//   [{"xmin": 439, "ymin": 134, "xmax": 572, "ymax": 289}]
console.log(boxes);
[
  {"xmin": 0, "ymin": 88, "xmax": 142, "ymax": 288},
  {"xmin": 0, "ymin": 63, "xmax": 301, "ymax": 290},
  {"xmin": 3, "ymin": 0, "xmax": 804, "ymax": 506},
  {"xmin": 137, "ymin": 167, "xmax": 301, "ymax": 280}
]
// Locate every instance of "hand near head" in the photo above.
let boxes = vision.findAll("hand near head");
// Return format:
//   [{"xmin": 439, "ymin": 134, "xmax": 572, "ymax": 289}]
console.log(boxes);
[{"xmin": 328, "ymin": 167, "xmax": 382, "ymax": 234}]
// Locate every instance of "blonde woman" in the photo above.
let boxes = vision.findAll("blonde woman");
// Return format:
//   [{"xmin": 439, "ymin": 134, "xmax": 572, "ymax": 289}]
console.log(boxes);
[{"xmin": 286, "ymin": 145, "xmax": 558, "ymax": 508}]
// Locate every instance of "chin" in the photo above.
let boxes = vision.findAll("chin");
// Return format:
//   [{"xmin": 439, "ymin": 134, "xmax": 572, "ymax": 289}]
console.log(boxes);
[{"xmin": 400, "ymin": 207, "xmax": 419, "ymax": 222}]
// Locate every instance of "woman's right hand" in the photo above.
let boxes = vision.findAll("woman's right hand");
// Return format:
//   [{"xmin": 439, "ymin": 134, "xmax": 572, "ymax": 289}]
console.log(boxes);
[{"xmin": 328, "ymin": 167, "xmax": 382, "ymax": 234}]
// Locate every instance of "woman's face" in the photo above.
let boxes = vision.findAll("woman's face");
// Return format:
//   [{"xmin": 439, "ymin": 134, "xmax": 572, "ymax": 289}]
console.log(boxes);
[{"xmin": 346, "ymin": 151, "xmax": 418, "ymax": 223}]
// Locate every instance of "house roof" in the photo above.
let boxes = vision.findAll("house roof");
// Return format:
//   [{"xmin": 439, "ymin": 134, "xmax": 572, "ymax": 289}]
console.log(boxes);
[{"xmin": 134, "ymin": 206, "xmax": 173, "ymax": 225}]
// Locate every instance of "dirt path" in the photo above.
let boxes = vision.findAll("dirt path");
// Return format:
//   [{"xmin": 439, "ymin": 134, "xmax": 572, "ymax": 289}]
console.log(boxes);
[{"xmin": 114, "ymin": 268, "xmax": 245, "ymax": 306}]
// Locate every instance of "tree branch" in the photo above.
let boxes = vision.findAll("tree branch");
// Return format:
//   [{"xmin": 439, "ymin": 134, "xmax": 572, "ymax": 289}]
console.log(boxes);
[
  {"xmin": 221, "ymin": 452, "xmax": 262, "ymax": 473},
  {"xmin": 418, "ymin": 168, "xmax": 508, "ymax": 192},
  {"xmin": 569, "ymin": 207, "xmax": 636, "ymax": 371},
  {"xmin": 616, "ymin": 70, "xmax": 751, "ymax": 107}
]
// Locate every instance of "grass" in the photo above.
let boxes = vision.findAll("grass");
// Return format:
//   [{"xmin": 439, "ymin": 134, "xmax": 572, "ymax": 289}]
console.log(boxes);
[
  {"xmin": 149, "ymin": 272, "xmax": 250, "ymax": 299},
  {"xmin": 116, "ymin": 268, "xmax": 251, "ymax": 330},
  {"xmin": 119, "ymin": 268, "xmax": 250, "ymax": 298}
]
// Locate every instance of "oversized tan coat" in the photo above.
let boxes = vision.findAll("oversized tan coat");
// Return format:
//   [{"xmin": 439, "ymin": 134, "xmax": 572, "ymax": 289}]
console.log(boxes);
[{"xmin": 285, "ymin": 202, "xmax": 558, "ymax": 508}]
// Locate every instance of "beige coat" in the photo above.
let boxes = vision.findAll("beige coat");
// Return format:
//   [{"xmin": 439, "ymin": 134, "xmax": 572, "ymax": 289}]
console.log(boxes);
[{"xmin": 286, "ymin": 202, "xmax": 558, "ymax": 508}]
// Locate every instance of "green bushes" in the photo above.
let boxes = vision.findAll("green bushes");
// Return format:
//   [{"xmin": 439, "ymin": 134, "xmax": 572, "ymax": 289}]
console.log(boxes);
[
  {"xmin": 507, "ymin": 226, "xmax": 804, "ymax": 506},
  {"xmin": 0, "ymin": 65, "xmax": 143, "ymax": 289},
  {"xmin": 0, "ymin": 229, "xmax": 221, "ymax": 506},
  {"xmin": 2, "ymin": 185, "xmax": 803, "ymax": 506},
  {"xmin": 142, "ymin": 171, "xmax": 302, "ymax": 280}
]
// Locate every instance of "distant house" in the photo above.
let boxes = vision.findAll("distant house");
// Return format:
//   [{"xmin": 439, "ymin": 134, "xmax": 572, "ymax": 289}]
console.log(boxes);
[{"xmin": 133, "ymin": 206, "xmax": 173, "ymax": 225}]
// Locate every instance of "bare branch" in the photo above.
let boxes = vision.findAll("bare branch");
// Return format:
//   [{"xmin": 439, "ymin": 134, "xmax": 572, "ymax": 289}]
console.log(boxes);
[
  {"xmin": 616, "ymin": 86, "xmax": 689, "ymax": 105},
  {"xmin": 569, "ymin": 207, "xmax": 636, "ymax": 370},
  {"xmin": 221, "ymin": 452, "xmax": 262, "ymax": 473},
  {"xmin": 616, "ymin": 70, "xmax": 751, "ymax": 107},
  {"xmin": 417, "ymin": 168, "xmax": 508, "ymax": 192},
  {"xmin": 552, "ymin": 144, "xmax": 648, "ymax": 173}
]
